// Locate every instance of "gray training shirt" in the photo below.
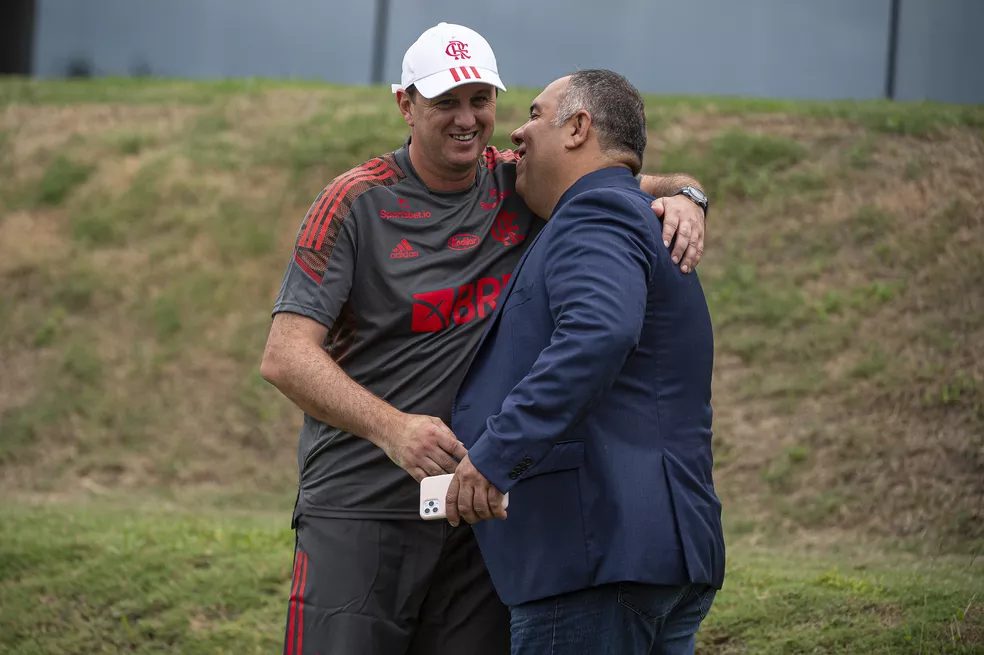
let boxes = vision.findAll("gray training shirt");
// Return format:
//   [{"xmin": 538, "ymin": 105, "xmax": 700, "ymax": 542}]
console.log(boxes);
[{"xmin": 273, "ymin": 143, "xmax": 542, "ymax": 520}]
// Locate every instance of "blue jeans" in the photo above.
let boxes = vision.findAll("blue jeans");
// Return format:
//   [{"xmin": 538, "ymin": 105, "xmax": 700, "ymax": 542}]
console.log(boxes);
[{"xmin": 510, "ymin": 582, "xmax": 716, "ymax": 655}]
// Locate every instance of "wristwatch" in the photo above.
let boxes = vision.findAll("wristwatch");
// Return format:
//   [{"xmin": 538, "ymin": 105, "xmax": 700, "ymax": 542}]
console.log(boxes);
[{"xmin": 674, "ymin": 186, "xmax": 709, "ymax": 216}]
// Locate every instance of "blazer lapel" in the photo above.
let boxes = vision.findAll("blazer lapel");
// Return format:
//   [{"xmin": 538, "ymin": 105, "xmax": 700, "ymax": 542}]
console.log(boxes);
[{"xmin": 462, "ymin": 223, "xmax": 550, "ymax": 377}]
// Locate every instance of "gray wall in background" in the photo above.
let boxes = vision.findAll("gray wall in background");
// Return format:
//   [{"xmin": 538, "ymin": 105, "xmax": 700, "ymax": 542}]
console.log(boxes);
[
  {"xmin": 31, "ymin": 0, "xmax": 984, "ymax": 104},
  {"xmin": 32, "ymin": 0, "xmax": 374, "ymax": 83},
  {"xmin": 895, "ymin": 0, "xmax": 984, "ymax": 104},
  {"xmin": 385, "ymin": 0, "xmax": 891, "ymax": 100}
]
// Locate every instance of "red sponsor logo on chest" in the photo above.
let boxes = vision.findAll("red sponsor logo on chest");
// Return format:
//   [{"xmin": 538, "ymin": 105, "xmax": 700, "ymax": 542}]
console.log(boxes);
[
  {"xmin": 390, "ymin": 239, "xmax": 419, "ymax": 259},
  {"xmin": 379, "ymin": 198, "xmax": 432, "ymax": 220},
  {"xmin": 448, "ymin": 233, "xmax": 480, "ymax": 251},
  {"xmin": 379, "ymin": 209, "xmax": 432, "ymax": 220},
  {"xmin": 411, "ymin": 274, "xmax": 511, "ymax": 333}
]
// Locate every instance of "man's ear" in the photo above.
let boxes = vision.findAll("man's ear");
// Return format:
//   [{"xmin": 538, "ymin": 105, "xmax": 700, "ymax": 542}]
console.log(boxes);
[
  {"xmin": 396, "ymin": 91, "xmax": 414, "ymax": 127},
  {"xmin": 566, "ymin": 110, "xmax": 592, "ymax": 149}
]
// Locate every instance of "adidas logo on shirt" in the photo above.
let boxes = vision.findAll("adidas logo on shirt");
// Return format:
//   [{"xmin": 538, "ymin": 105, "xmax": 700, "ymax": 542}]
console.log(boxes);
[{"xmin": 390, "ymin": 239, "xmax": 420, "ymax": 259}]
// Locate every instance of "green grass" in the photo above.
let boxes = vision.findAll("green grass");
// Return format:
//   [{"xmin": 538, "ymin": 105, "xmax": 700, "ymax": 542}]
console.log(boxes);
[
  {"xmin": 37, "ymin": 156, "xmax": 93, "ymax": 205},
  {"xmin": 846, "ymin": 135, "xmax": 877, "ymax": 169},
  {"xmin": 0, "ymin": 503, "xmax": 291, "ymax": 654},
  {"xmin": 70, "ymin": 209, "xmax": 123, "ymax": 245},
  {"xmin": 660, "ymin": 129, "xmax": 809, "ymax": 202},
  {"xmin": 639, "ymin": 94, "xmax": 984, "ymax": 136},
  {"xmin": 110, "ymin": 131, "xmax": 157, "ymax": 155},
  {"xmin": 0, "ymin": 502, "xmax": 979, "ymax": 654},
  {"xmin": 702, "ymin": 547, "xmax": 983, "ymax": 653},
  {"xmin": 0, "ymin": 77, "xmax": 296, "ymax": 107},
  {"xmin": 0, "ymin": 401, "xmax": 64, "ymax": 464}
]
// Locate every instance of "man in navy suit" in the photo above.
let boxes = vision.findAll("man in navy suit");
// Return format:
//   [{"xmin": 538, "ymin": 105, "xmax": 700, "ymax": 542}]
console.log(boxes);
[{"xmin": 447, "ymin": 70, "xmax": 725, "ymax": 654}]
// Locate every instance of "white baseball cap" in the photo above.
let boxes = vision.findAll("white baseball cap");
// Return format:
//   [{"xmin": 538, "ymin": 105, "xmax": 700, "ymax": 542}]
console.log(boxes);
[{"xmin": 391, "ymin": 22, "xmax": 506, "ymax": 99}]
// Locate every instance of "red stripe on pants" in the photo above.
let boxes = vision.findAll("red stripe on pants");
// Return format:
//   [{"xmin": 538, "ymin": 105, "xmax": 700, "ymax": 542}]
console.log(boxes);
[
  {"xmin": 285, "ymin": 550, "xmax": 302, "ymax": 654},
  {"xmin": 297, "ymin": 552, "xmax": 309, "ymax": 655}
]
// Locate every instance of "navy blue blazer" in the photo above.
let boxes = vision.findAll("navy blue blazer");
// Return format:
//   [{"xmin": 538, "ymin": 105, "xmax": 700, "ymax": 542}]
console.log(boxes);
[{"xmin": 452, "ymin": 167, "xmax": 725, "ymax": 606}]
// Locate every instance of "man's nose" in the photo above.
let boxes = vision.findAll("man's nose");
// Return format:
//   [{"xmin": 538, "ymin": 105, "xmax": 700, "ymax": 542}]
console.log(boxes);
[
  {"xmin": 454, "ymin": 106, "xmax": 477, "ymax": 128},
  {"xmin": 511, "ymin": 126, "xmax": 523, "ymax": 146}
]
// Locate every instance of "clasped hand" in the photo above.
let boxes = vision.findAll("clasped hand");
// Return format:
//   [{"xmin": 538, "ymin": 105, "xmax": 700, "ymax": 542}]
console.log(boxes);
[
  {"xmin": 380, "ymin": 415, "xmax": 507, "ymax": 525},
  {"xmin": 445, "ymin": 454, "xmax": 507, "ymax": 527}
]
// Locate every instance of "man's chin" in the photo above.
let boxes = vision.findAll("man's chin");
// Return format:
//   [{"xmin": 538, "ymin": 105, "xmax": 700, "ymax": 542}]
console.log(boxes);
[
  {"xmin": 446, "ymin": 146, "xmax": 483, "ymax": 167},
  {"xmin": 451, "ymin": 134, "xmax": 489, "ymax": 154},
  {"xmin": 515, "ymin": 171, "xmax": 529, "ymax": 203}
]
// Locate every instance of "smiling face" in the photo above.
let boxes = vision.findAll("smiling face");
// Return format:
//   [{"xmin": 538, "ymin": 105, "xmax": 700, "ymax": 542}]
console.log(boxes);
[
  {"xmin": 399, "ymin": 82, "xmax": 496, "ymax": 190},
  {"xmin": 509, "ymin": 76, "xmax": 571, "ymax": 215}
]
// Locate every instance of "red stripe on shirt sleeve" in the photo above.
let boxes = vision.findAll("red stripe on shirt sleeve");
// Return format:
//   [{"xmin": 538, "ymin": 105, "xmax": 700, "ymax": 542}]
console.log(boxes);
[
  {"xmin": 312, "ymin": 167, "xmax": 395, "ymax": 251},
  {"xmin": 302, "ymin": 160, "xmax": 386, "ymax": 248},
  {"xmin": 293, "ymin": 251, "xmax": 322, "ymax": 284}
]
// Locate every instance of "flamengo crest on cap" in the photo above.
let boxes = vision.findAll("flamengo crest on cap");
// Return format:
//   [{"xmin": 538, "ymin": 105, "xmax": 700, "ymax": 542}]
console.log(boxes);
[{"xmin": 445, "ymin": 40, "xmax": 470, "ymax": 60}]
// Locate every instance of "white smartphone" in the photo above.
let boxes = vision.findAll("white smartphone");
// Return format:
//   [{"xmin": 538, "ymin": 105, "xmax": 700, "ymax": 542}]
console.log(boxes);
[{"xmin": 419, "ymin": 473, "xmax": 509, "ymax": 520}]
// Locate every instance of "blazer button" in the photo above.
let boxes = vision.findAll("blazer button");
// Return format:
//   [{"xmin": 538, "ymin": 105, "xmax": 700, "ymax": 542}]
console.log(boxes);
[
  {"xmin": 522, "ymin": 457, "xmax": 533, "ymax": 465},
  {"xmin": 509, "ymin": 472, "xmax": 519, "ymax": 480}
]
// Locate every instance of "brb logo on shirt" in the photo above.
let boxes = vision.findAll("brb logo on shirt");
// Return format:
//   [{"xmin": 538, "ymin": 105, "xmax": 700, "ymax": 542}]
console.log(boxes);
[{"xmin": 411, "ymin": 273, "xmax": 511, "ymax": 332}]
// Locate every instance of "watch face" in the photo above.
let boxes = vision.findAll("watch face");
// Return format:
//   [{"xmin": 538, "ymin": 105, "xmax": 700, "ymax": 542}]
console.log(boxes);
[{"xmin": 686, "ymin": 186, "xmax": 707, "ymax": 204}]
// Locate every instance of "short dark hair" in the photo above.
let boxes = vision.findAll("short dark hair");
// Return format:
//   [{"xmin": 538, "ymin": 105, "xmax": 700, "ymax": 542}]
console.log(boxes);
[{"xmin": 553, "ymin": 69, "xmax": 647, "ymax": 174}]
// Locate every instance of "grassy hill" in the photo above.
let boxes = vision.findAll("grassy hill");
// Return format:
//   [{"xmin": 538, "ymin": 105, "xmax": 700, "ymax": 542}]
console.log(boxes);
[{"xmin": 1, "ymin": 78, "xmax": 982, "ymax": 653}]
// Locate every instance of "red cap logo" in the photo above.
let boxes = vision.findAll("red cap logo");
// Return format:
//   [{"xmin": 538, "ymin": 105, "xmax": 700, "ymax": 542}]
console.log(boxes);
[{"xmin": 445, "ymin": 41, "xmax": 471, "ymax": 60}]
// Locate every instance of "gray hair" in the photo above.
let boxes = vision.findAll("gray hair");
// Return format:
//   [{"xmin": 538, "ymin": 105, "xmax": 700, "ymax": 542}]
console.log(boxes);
[{"xmin": 553, "ymin": 69, "xmax": 647, "ymax": 174}]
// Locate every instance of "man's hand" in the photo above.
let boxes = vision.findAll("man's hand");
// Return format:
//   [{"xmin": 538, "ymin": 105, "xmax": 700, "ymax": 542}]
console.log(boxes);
[
  {"xmin": 445, "ymin": 454, "xmax": 508, "ymax": 527},
  {"xmin": 651, "ymin": 194, "xmax": 705, "ymax": 274},
  {"xmin": 377, "ymin": 414, "xmax": 468, "ymax": 482}
]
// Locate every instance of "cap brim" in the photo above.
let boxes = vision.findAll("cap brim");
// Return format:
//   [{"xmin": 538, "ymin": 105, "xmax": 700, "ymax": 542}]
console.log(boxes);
[{"xmin": 411, "ymin": 67, "xmax": 506, "ymax": 98}]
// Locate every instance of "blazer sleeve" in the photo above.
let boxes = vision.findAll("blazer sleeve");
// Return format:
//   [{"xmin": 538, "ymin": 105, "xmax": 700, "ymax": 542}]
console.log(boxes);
[{"xmin": 467, "ymin": 192, "xmax": 654, "ymax": 493}]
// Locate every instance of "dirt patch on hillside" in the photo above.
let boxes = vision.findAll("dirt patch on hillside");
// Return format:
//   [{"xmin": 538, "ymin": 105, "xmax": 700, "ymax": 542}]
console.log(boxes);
[
  {"xmin": 0, "ymin": 209, "xmax": 66, "ymax": 273},
  {"xmin": 2, "ymin": 103, "xmax": 199, "ymax": 179}
]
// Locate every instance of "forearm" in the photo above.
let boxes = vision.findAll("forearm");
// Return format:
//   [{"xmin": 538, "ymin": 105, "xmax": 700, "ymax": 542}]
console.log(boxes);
[
  {"xmin": 262, "ymin": 337, "xmax": 400, "ymax": 447},
  {"xmin": 640, "ymin": 173, "xmax": 704, "ymax": 198}
]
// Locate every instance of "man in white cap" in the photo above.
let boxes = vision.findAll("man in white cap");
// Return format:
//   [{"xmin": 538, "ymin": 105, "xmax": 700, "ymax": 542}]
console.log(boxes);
[{"xmin": 261, "ymin": 22, "xmax": 709, "ymax": 655}]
